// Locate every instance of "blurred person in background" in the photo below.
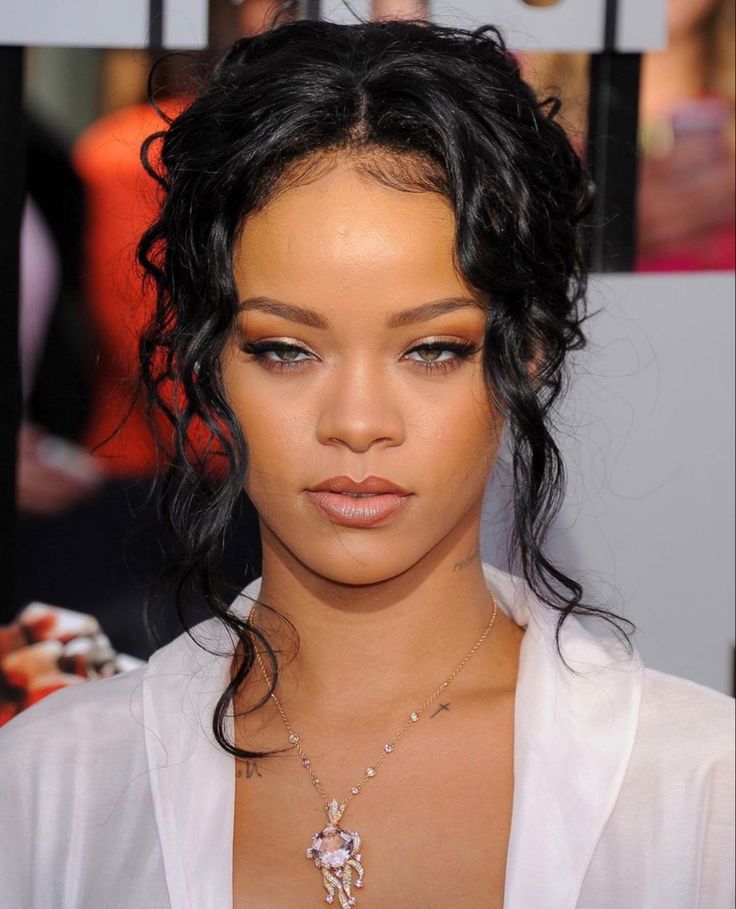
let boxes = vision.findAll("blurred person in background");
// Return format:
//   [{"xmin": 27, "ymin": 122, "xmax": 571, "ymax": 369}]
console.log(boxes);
[
  {"xmin": 14, "ymin": 1, "xmax": 272, "ymax": 659},
  {"xmin": 15, "ymin": 88, "xmax": 189, "ymax": 660},
  {"xmin": 637, "ymin": 0, "xmax": 735, "ymax": 270},
  {"xmin": 17, "ymin": 114, "xmax": 102, "ymax": 519},
  {"xmin": 16, "ymin": 113, "xmax": 106, "ymax": 593},
  {"xmin": 520, "ymin": 0, "xmax": 735, "ymax": 271},
  {"xmin": 10, "ymin": 114, "xmax": 117, "ymax": 711}
]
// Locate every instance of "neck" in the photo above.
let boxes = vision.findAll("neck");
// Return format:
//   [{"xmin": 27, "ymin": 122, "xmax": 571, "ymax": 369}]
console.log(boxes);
[
  {"xmin": 239, "ymin": 510, "xmax": 517, "ymax": 724},
  {"xmin": 641, "ymin": 28, "xmax": 708, "ymax": 121}
]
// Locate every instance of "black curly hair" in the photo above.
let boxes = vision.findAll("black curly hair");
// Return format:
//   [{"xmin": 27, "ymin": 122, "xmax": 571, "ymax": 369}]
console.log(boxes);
[{"xmin": 136, "ymin": 15, "xmax": 636, "ymax": 760}]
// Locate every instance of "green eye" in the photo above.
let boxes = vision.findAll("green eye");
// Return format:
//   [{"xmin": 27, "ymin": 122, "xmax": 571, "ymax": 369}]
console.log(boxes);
[
  {"xmin": 273, "ymin": 347, "xmax": 308, "ymax": 362},
  {"xmin": 409, "ymin": 347, "xmax": 454, "ymax": 363},
  {"xmin": 405, "ymin": 341, "xmax": 480, "ymax": 369},
  {"xmin": 240, "ymin": 340, "xmax": 314, "ymax": 368}
]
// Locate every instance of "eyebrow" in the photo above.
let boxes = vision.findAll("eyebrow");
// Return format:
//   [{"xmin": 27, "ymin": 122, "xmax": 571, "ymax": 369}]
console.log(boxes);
[{"xmin": 236, "ymin": 296, "xmax": 481, "ymax": 329}]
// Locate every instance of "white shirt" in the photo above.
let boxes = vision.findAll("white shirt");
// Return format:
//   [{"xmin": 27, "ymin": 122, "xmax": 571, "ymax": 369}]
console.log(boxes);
[{"xmin": 1, "ymin": 562, "xmax": 733, "ymax": 908}]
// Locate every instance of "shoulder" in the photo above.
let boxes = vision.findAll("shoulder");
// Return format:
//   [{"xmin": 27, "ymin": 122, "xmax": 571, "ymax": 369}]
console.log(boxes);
[
  {"xmin": 0, "ymin": 663, "xmax": 177, "ymax": 905},
  {"xmin": 0, "ymin": 618, "xmax": 224, "ymax": 764},
  {"xmin": 0, "ymin": 665, "xmax": 153, "ymax": 864},
  {"xmin": 0, "ymin": 663, "xmax": 149, "ymax": 768},
  {"xmin": 584, "ymin": 669, "xmax": 734, "ymax": 903},
  {"xmin": 637, "ymin": 667, "xmax": 734, "ymax": 770},
  {"xmin": 626, "ymin": 667, "xmax": 734, "ymax": 820}
]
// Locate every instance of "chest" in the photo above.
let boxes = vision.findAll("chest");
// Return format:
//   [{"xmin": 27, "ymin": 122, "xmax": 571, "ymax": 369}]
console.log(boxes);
[{"xmin": 232, "ymin": 691, "xmax": 516, "ymax": 909}]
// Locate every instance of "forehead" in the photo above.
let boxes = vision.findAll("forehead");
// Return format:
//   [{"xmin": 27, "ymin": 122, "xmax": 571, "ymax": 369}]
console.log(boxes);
[{"xmin": 232, "ymin": 159, "xmax": 476, "ymax": 314}]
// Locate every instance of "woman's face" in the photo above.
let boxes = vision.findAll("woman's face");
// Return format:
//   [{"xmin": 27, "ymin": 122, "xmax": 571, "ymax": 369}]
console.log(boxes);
[{"xmin": 221, "ymin": 156, "xmax": 505, "ymax": 586}]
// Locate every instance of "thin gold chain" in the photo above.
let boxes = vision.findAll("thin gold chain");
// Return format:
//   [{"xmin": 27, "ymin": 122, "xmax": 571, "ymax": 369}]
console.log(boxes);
[{"xmin": 250, "ymin": 591, "xmax": 500, "ymax": 818}]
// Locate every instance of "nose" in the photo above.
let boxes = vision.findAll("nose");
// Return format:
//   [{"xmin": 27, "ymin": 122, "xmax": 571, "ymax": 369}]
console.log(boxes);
[{"xmin": 315, "ymin": 358, "xmax": 405, "ymax": 453}]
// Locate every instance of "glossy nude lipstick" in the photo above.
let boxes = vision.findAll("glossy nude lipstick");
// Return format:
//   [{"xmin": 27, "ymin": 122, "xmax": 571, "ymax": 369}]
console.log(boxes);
[{"xmin": 305, "ymin": 475, "xmax": 412, "ymax": 528}]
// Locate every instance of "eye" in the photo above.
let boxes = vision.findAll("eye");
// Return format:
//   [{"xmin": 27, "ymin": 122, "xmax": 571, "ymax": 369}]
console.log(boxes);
[
  {"xmin": 404, "ymin": 340, "xmax": 481, "ymax": 373},
  {"xmin": 406, "ymin": 347, "xmax": 456, "ymax": 363},
  {"xmin": 240, "ymin": 340, "xmax": 316, "ymax": 371}
]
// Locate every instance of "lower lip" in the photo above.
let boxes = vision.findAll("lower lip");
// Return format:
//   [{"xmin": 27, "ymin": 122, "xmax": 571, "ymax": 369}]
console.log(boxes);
[{"xmin": 305, "ymin": 491, "xmax": 411, "ymax": 528}]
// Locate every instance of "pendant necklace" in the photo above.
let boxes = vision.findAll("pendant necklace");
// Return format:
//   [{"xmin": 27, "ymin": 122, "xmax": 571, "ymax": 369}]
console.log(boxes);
[{"xmin": 249, "ymin": 589, "xmax": 500, "ymax": 907}]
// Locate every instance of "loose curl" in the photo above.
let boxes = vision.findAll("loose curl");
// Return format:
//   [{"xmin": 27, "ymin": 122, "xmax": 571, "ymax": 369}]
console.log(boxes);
[{"xmin": 136, "ymin": 17, "xmax": 636, "ymax": 760}]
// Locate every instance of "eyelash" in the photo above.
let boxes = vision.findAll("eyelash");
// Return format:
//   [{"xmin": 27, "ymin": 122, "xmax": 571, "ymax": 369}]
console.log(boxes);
[{"xmin": 239, "ymin": 339, "xmax": 481, "ymax": 375}]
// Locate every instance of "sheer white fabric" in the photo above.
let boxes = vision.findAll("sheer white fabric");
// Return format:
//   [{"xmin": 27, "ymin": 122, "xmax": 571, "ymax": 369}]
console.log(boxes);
[{"xmin": 1, "ymin": 563, "xmax": 733, "ymax": 908}]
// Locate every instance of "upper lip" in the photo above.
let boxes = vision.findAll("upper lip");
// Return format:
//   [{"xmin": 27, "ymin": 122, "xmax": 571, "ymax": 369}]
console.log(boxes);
[{"xmin": 308, "ymin": 475, "xmax": 411, "ymax": 495}]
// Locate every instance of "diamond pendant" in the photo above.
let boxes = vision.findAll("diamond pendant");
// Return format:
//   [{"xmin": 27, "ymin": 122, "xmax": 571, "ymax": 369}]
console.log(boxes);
[{"xmin": 306, "ymin": 799, "xmax": 365, "ymax": 906}]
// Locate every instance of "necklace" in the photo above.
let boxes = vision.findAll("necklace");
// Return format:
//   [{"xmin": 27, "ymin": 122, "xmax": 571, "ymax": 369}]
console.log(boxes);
[{"xmin": 249, "ymin": 590, "xmax": 500, "ymax": 908}]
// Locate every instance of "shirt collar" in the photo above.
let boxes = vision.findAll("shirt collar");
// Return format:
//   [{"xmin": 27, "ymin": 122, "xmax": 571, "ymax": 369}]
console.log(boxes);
[{"xmin": 141, "ymin": 562, "xmax": 644, "ymax": 909}]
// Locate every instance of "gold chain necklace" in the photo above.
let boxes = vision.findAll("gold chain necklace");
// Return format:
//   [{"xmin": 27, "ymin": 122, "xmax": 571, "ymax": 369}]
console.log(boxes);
[{"xmin": 249, "ymin": 590, "xmax": 500, "ymax": 908}]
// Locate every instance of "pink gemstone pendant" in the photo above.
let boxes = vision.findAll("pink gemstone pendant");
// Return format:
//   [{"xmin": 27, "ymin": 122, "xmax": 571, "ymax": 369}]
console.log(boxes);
[{"xmin": 306, "ymin": 802, "xmax": 365, "ymax": 907}]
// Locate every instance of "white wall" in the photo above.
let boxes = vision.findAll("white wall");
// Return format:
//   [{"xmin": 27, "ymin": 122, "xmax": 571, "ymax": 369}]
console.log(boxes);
[
  {"xmin": 0, "ymin": 0, "xmax": 207, "ymax": 48},
  {"xmin": 482, "ymin": 273, "xmax": 735, "ymax": 696}
]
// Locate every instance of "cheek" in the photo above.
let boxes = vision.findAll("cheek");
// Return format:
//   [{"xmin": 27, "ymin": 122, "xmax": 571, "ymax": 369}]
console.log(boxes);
[
  {"xmin": 409, "ymin": 376, "xmax": 503, "ymax": 490},
  {"xmin": 229, "ymin": 384, "xmax": 311, "ymax": 488},
  {"xmin": 220, "ymin": 355, "xmax": 289, "ymax": 489}
]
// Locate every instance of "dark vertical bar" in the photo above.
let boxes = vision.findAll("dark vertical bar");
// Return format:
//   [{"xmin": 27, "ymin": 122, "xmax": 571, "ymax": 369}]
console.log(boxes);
[
  {"xmin": 0, "ymin": 47, "xmax": 25, "ymax": 621},
  {"xmin": 603, "ymin": 0, "xmax": 618, "ymax": 51},
  {"xmin": 149, "ymin": 0, "xmax": 164, "ymax": 47},
  {"xmin": 586, "ymin": 0, "xmax": 642, "ymax": 272},
  {"xmin": 303, "ymin": 0, "xmax": 320, "ymax": 20}
]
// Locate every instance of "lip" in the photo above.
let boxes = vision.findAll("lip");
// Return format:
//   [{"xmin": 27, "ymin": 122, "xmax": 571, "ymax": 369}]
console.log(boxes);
[
  {"xmin": 308, "ymin": 475, "xmax": 411, "ymax": 496},
  {"xmin": 305, "ymin": 475, "xmax": 412, "ymax": 528}
]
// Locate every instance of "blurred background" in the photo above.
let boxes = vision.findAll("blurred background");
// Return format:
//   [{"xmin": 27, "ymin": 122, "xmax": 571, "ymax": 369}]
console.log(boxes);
[{"xmin": 1, "ymin": 0, "xmax": 734, "ymax": 720}]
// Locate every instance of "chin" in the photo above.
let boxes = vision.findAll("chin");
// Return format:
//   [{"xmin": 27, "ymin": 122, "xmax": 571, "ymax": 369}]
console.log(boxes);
[
  {"xmin": 265, "ymin": 517, "xmax": 461, "ymax": 590},
  {"xmin": 304, "ymin": 556, "xmax": 416, "ymax": 589}
]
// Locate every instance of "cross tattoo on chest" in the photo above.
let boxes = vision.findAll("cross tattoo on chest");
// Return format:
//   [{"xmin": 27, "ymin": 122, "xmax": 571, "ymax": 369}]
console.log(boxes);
[{"xmin": 430, "ymin": 702, "xmax": 451, "ymax": 718}]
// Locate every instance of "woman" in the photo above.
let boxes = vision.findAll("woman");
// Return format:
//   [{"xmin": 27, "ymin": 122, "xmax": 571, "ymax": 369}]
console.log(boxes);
[{"xmin": 1, "ymin": 17, "xmax": 733, "ymax": 909}]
